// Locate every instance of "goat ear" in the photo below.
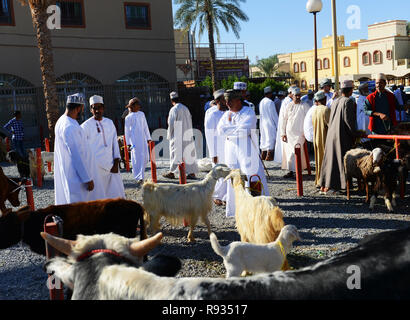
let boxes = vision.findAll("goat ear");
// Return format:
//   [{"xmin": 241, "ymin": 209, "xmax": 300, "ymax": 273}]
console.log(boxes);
[
  {"xmin": 129, "ymin": 232, "xmax": 163, "ymax": 257},
  {"xmin": 223, "ymin": 172, "xmax": 234, "ymax": 182},
  {"xmin": 241, "ymin": 174, "xmax": 248, "ymax": 182},
  {"xmin": 16, "ymin": 206, "xmax": 32, "ymax": 222},
  {"xmin": 41, "ymin": 232, "xmax": 76, "ymax": 256}
]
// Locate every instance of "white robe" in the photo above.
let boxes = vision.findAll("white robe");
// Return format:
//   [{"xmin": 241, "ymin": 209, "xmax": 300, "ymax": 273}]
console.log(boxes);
[
  {"xmin": 205, "ymin": 107, "xmax": 227, "ymax": 201},
  {"xmin": 301, "ymin": 95, "xmax": 314, "ymax": 107},
  {"xmin": 54, "ymin": 115, "xmax": 105, "ymax": 205},
  {"xmin": 259, "ymin": 97, "xmax": 279, "ymax": 151},
  {"xmin": 124, "ymin": 111, "xmax": 151, "ymax": 181},
  {"xmin": 81, "ymin": 117, "xmax": 125, "ymax": 199},
  {"xmin": 274, "ymin": 96, "xmax": 292, "ymax": 164},
  {"xmin": 325, "ymin": 92, "xmax": 334, "ymax": 108},
  {"xmin": 356, "ymin": 95, "xmax": 371, "ymax": 142},
  {"xmin": 167, "ymin": 103, "xmax": 198, "ymax": 175},
  {"xmin": 303, "ymin": 105, "xmax": 317, "ymax": 143},
  {"xmin": 217, "ymin": 106, "xmax": 269, "ymax": 218},
  {"xmin": 281, "ymin": 102, "xmax": 310, "ymax": 171}
]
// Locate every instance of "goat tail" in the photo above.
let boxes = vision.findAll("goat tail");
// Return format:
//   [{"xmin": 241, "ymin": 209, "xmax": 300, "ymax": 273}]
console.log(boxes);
[{"xmin": 210, "ymin": 233, "xmax": 228, "ymax": 258}]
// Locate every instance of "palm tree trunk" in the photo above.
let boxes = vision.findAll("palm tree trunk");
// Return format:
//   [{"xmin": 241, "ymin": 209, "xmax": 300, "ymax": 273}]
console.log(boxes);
[
  {"xmin": 29, "ymin": 3, "xmax": 59, "ymax": 150},
  {"xmin": 205, "ymin": 1, "xmax": 218, "ymax": 91}
]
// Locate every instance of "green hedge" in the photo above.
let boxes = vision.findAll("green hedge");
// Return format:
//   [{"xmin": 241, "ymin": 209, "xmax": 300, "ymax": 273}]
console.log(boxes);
[{"xmin": 198, "ymin": 75, "xmax": 289, "ymax": 104}]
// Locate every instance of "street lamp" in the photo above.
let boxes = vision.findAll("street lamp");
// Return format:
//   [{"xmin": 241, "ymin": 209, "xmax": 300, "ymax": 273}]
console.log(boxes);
[
  {"xmin": 331, "ymin": 0, "xmax": 340, "ymax": 92},
  {"xmin": 306, "ymin": 0, "xmax": 323, "ymax": 92}
]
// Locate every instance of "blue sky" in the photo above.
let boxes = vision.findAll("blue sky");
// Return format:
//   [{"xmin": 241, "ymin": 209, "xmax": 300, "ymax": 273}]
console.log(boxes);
[{"xmin": 172, "ymin": 0, "xmax": 409, "ymax": 64}]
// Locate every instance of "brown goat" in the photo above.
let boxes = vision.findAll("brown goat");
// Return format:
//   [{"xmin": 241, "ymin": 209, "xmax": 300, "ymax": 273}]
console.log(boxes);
[
  {"xmin": 0, "ymin": 166, "xmax": 21, "ymax": 215},
  {"xmin": 0, "ymin": 198, "xmax": 147, "ymax": 255}
]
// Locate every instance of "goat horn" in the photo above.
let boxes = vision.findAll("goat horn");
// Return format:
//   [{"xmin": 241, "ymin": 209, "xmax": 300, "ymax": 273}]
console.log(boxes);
[
  {"xmin": 129, "ymin": 232, "xmax": 163, "ymax": 257},
  {"xmin": 40, "ymin": 232, "xmax": 75, "ymax": 256}
]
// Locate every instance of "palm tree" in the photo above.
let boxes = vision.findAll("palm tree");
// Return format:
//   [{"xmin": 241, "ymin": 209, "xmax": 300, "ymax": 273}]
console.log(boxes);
[
  {"xmin": 256, "ymin": 55, "xmax": 284, "ymax": 78},
  {"xmin": 19, "ymin": 0, "xmax": 59, "ymax": 149},
  {"xmin": 174, "ymin": 0, "xmax": 248, "ymax": 91}
]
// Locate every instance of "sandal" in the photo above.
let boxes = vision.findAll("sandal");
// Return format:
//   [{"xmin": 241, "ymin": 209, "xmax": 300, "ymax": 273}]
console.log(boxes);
[
  {"xmin": 163, "ymin": 172, "xmax": 175, "ymax": 179},
  {"xmin": 213, "ymin": 199, "xmax": 223, "ymax": 206}
]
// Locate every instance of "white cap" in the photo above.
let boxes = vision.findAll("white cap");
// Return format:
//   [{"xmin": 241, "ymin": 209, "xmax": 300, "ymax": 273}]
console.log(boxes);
[
  {"xmin": 89, "ymin": 95, "xmax": 104, "ymax": 106},
  {"xmin": 67, "ymin": 93, "xmax": 85, "ymax": 105},
  {"xmin": 375, "ymin": 73, "xmax": 387, "ymax": 81},
  {"xmin": 264, "ymin": 86, "xmax": 272, "ymax": 94},
  {"xmin": 170, "ymin": 91, "xmax": 179, "ymax": 99},
  {"xmin": 213, "ymin": 89, "xmax": 225, "ymax": 100},
  {"xmin": 291, "ymin": 87, "xmax": 301, "ymax": 95},
  {"xmin": 233, "ymin": 82, "xmax": 247, "ymax": 91}
]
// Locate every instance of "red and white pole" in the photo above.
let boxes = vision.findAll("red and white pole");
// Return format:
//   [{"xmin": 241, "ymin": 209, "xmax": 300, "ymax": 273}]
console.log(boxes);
[
  {"xmin": 44, "ymin": 138, "xmax": 52, "ymax": 173},
  {"xmin": 123, "ymin": 135, "xmax": 130, "ymax": 172},
  {"xmin": 44, "ymin": 216, "xmax": 65, "ymax": 300},
  {"xmin": 149, "ymin": 141, "xmax": 157, "ymax": 183},
  {"xmin": 36, "ymin": 148, "xmax": 42, "ymax": 188},
  {"xmin": 295, "ymin": 144, "xmax": 303, "ymax": 197},
  {"xmin": 25, "ymin": 179, "xmax": 35, "ymax": 211}
]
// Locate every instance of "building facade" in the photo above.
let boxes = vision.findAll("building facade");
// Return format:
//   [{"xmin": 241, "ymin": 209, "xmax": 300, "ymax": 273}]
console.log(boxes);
[
  {"xmin": 0, "ymin": 0, "xmax": 177, "ymax": 143},
  {"xmin": 278, "ymin": 20, "xmax": 409, "ymax": 90}
]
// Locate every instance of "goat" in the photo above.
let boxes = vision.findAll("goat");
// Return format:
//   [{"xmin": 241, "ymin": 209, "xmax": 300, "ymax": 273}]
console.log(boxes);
[
  {"xmin": 6, "ymin": 150, "xmax": 30, "ymax": 178},
  {"xmin": 45, "ymin": 227, "xmax": 410, "ymax": 300},
  {"xmin": 210, "ymin": 225, "xmax": 301, "ymax": 277},
  {"xmin": 224, "ymin": 169, "xmax": 284, "ymax": 244},
  {"xmin": 0, "ymin": 198, "xmax": 146, "ymax": 255},
  {"xmin": 0, "ymin": 166, "xmax": 22, "ymax": 215},
  {"xmin": 344, "ymin": 148, "xmax": 384, "ymax": 204},
  {"xmin": 43, "ymin": 232, "xmax": 181, "ymax": 299},
  {"xmin": 142, "ymin": 164, "xmax": 232, "ymax": 242}
]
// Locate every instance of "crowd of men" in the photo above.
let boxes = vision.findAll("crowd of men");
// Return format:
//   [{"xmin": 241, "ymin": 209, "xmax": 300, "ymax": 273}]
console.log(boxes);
[{"xmin": 2, "ymin": 72, "xmax": 408, "ymax": 218}]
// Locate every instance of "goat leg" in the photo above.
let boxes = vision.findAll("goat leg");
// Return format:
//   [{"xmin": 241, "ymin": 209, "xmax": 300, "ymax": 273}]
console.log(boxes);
[{"xmin": 346, "ymin": 179, "xmax": 351, "ymax": 200}]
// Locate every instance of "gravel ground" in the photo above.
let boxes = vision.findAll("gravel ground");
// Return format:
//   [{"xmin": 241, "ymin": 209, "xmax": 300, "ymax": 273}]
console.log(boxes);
[{"xmin": 0, "ymin": 156, "xmax": 409, "ymax": 300}]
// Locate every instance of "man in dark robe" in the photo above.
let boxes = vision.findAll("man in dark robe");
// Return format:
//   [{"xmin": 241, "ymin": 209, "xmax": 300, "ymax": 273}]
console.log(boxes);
[{"xmin": 319, "ymin": 80, "xmax": 362, "ymax": 194}]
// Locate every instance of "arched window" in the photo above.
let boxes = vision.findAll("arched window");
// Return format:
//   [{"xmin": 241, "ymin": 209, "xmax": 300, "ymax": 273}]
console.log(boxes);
[
  {"xmin": 293, "ymin": 63, "xmax": 300, "ymax": 73},
  {"xmin": 323, "ymin": 58, "xmax": 330, "ymax": 69},
  {"xmin": 344, "ymin": 57, "xmax": 351, "ymax": 67},
  {"xmin": 386, "ymin": 50, "xmax": 392, "ymax": 60},
  {"xmin": 56, "ymin": 73, "xmax": 104, "ymax": 119},
  {"xmin": 373, "ymin": 50, "xmax": 382, "ymax": 64},
  {"xmin": 317, "ymin": 59, "xmax": 322, "ymax": 70},
  {"xmin": 300, "ymin": 61, "xmax": 306, "ymax": 72},
  {"xmin": 301, "ymin": 80, "xmax": 307, "ymax": 89},
  {"xmin": 362, "ymin": 52, "xmax": 371, "ymax": 65}
]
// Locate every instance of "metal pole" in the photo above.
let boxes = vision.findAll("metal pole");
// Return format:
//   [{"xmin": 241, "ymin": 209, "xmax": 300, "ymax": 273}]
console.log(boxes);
[
  {"xmin": 314, "ymin": 12, "xmax": 319, "ymax": 92},
  {"xmin": 331, "ymin": 0, "xmax": 340, "ymax": 91}
]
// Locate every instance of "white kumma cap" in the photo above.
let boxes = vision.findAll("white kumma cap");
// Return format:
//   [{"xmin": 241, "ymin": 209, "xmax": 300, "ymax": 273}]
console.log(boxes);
[{"xmin": 89, "ymin": 95, "xmax": 104, "ymax": 105}]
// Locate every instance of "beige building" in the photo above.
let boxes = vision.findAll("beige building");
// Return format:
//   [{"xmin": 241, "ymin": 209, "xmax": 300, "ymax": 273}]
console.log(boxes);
[
  {"xmin": 0, "ymin": 0, "xmax": 177, "ymax": 143},
  {"xmin": 358, "ymin": 20, "xmax": 410, "ymax": 84},
  {"xmin": 278, "ymin": 20, "xmax": 409, "ymax": 90}
]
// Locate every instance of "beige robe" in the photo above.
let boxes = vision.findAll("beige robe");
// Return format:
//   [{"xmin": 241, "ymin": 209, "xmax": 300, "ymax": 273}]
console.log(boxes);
[
  {"xmin": 312, "ymin": 104, "xmax": 330, "ymax": 186},
  {"xmin": 281, "ymin": 102, "xmax": 310, "ymax": 171}
]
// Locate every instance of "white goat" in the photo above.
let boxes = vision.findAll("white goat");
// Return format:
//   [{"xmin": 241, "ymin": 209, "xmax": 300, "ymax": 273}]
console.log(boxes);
[
  {"xmin": 142, "ymin": 164, "xmax": 232, "ymax": 242},
  {"xmin": 224, "ymin": 169, "xmax": 285, "ymax": 245},
  {"xmin": 210, "ymin": 225, "xmax": 301, "ymax": 277}
]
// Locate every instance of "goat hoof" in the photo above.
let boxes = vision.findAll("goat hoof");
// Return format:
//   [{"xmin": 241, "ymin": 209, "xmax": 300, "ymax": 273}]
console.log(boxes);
[{"xmin": 187, "ymin": 238, "xmax": 196, "ymax": 243}]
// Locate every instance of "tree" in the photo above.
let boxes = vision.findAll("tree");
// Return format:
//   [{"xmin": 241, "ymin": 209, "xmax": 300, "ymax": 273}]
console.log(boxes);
[
  {"xmin": 19, "ymin": 0, "xmax": 59, "ymax": 149},
  {"xmin": 174, "ymin": 0, "xmax": 248, "ymax": 91},
  {"xmin": 407, "ymin": 22, "xmax": 410, "ymax": 36},
  {"xmin": 256, "ymin": 55, "xmax": 284, "ymax": 78}
]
